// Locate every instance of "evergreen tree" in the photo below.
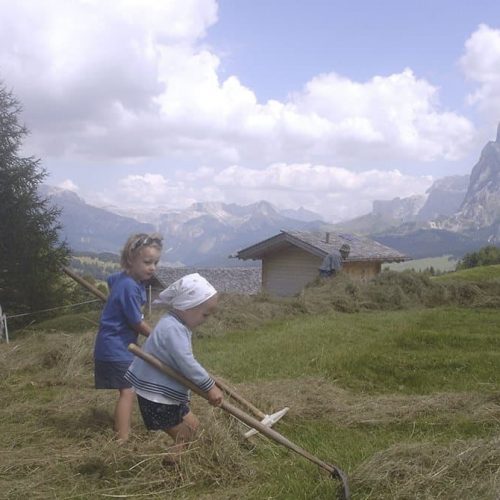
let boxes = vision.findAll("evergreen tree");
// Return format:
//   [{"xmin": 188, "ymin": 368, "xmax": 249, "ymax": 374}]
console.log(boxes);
[
  {"xmin": 457, "ymin": 245, "xmax": 500, "ymax": 270},
  {"xmin": 0, "ymin": 83, "xmax": 69, "ymax": 316}
]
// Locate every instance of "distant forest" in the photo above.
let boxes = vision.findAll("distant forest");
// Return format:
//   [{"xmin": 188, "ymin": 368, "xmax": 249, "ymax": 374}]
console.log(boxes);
[{"xmin": 70, "ymin": 251, "xmax": 120, "ymax": 280}]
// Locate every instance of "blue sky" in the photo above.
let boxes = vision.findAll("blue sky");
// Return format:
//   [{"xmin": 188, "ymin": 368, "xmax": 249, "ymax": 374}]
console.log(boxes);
[
  {"xmin": 209, "ymin": 1, "xmax": 498, "ymax": 113},
  {"xmin": 1, "ymin": 0, "xmax": 500, "ymax": 221}
]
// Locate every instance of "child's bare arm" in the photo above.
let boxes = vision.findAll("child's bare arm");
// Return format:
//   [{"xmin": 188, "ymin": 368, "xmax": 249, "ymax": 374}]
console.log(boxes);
[{"xmin": 132, "ymin": 320, "xmax": 152, "ymax": 337}]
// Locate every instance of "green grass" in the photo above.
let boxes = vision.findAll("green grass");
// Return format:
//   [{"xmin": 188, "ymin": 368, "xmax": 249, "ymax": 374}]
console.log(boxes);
[
  {"xmin": 434, "ymin": 263, "xmax": 500, "ymax": 282},
  {"xmin": 1, "ymin": 305, "xmax": 499, "ymax": 499},
  {"xmin": 200, "ymin": 308, "xmax": 500, "ymax": 394}
]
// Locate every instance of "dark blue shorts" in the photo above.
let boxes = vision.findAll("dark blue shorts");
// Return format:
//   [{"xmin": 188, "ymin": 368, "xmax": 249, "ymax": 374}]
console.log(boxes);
[
  {"xmin": 94, "ymin": 360, "xmax": 132, "ymax": 389},
  {"xmin": 137, "ymin": 395, "xmax": 190, "ymax": 430}
]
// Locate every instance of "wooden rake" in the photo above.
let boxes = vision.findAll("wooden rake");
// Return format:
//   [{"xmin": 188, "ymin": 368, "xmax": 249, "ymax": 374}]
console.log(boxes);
[
  {"xmin": 129, "ymin": 344, "xmax": 350, "ymax": 500},
  {"xmin": 62, "ymin": 266, "xmax": 290, "ymax": 437},
  {"xmin": 62, "ymin": 266, "xmax": 349, "ymax": 498}
]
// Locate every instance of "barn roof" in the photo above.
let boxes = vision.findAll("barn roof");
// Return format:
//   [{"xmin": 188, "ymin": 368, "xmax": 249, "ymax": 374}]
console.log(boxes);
[{"xmin": 234, "ymin": 230, "xmax": 410, "ymax": 263}]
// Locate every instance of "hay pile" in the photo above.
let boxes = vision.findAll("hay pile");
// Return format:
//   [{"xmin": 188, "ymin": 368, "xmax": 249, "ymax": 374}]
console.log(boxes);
[
  {"xmin": 352, "ymin": 437, "xmax": 500, "ymax": 499},
  {"xmin": 2, "ymin": 274, "xmax": 499, "ymax": 498},
  {"xmin": 0, "ymin": 333, "xmax": 256, "ymax": 499},
  {"xmin": 301, "ymin": 271, "xmax": 500, "ymax": 314},
  {"xmin": 2, "ymin": 331, "xmax": 499, "ymax": 498},
  {"xmin": 237, "ymin": 377, "xmax": 500, "ymax": 428}
]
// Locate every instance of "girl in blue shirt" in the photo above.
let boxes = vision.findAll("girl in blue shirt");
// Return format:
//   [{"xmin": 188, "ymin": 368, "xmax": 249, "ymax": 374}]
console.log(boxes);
[{"xmin": 94, "ymin": 233, "xmax": 162, "ymax": 442}]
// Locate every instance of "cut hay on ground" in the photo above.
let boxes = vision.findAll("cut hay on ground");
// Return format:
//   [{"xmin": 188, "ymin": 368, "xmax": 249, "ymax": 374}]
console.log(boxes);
[
  {"xmin": 0, "ymin": 333, "xmax": 256, "ymax": 499},
  {"xmin": 235, "ymin": 377, "xmax": 500, "ymax": 428},
  {"xmin": 2, "ymin": 278, "xmax": 499, "ymax": 499},
  {"xmin": 351, "ymin": 437, "xmax": 500, "ymax": 499}
]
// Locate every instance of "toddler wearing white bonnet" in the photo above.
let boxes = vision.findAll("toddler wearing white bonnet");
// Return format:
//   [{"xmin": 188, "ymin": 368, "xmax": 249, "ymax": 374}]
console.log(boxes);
[{"xmin": 156, "ymin": 273, "xmax": 217, "ymax": 310}]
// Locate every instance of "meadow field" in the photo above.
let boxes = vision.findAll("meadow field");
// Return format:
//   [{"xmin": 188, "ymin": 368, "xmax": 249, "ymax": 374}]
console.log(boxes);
[{"xmin": 0, "ymin": 269, "xmax": 499, "ymax": 499}]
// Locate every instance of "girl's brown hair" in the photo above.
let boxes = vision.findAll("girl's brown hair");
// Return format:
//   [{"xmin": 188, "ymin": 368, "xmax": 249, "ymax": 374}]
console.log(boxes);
[{"xmin": 121, "ymin": 233, "xmax": 163, "ymax": 269}]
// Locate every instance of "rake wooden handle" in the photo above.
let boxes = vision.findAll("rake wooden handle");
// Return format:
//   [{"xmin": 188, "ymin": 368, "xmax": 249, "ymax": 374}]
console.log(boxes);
[
  {"xmin": 128, "ymin": 343, "xmax": 349, "ymax": 498},
  {"xmin": 62, "ymin": 266, "xmax": 108, "ymax": 302}
]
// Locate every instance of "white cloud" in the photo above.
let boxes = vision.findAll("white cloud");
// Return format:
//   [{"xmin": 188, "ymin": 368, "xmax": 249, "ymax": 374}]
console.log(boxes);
[
  {"xmin": 460, "ymin": 24, "xmax": 500, "ymax": 122},
  {"xmin": 119, "ymin": 173, "xmax": 170, "ymax": 198},
  {"xmin": 95, "ymin": 164, "xmax": 433, "ymax": 222},
  {"xmin": 212, "ymin": 163, "xmax": 433, "ymax": 220},
  {"xmin": 95, "ymin": 172, "xmax": 223, "ymax": 212},
  {"xmin": 153, "ymin": 62, "xmax": 474, "ymax": 165},
  {"xmin": 3, "ymin": 1, "xmax": 488, "ymax": 223},
  {"xmin": 1, "ymin": 0, "xmax": 474, "ymax": 168},
  {"xmin": 291, "ymin": 70, "xmax": 473, "ymax": 162},
  {"xmin": 0, "ymin": 0, "xmax": 219, "ymax": 158}
]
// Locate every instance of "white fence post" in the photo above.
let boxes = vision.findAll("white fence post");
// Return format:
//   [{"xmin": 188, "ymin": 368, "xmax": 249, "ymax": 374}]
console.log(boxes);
[
  {"xmin": 3, "ymin": 314, "xmax": 8, "ymax": 343},
  {"xmin": 0, "ymin": 304, "xmax": 8, "ymax": 344}
]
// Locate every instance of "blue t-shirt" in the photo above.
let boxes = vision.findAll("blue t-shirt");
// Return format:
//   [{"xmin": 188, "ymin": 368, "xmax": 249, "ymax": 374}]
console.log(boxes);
[{"xmin": 94, "ymin": 272, "xmax": 146, "ymax": 362}]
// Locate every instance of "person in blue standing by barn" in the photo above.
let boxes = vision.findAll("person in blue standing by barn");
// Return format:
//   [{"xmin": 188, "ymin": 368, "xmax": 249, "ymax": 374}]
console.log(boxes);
[
  {"xmin": 319, "ymin": 243, "xmax": 350, "ymax": 277},
  {"xmin": 94, "ymin": 233, "xmax": 163, "ymax": 442}
]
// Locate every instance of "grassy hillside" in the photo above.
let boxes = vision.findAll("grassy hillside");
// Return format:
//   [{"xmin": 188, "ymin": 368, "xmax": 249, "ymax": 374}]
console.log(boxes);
[
  {"xmin": 434, "ymin": 263, "xmax": 500, "ymax": 282},
  {"xmin": 70, "ymin": 252, "xmax": 121, "ymax": 281},
  {"xmin": 1, "ymin": 299, "xmax": 499, "ymax": 499}
]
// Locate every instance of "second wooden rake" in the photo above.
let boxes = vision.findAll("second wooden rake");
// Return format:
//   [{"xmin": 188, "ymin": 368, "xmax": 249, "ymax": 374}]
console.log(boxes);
[{"xmin": 129, "ymin": 344, "xmax": 350, "ymax": 500}]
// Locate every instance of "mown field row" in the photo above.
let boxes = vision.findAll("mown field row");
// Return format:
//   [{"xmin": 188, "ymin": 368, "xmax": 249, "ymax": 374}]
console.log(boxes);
[{"xmin": 1, "ymin": 302, "xmax": 499, "ymax": 499}]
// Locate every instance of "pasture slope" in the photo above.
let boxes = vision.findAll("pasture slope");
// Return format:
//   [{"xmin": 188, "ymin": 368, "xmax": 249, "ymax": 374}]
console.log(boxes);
[{"xmin": 0, "ymin": 268, "xmax": 499, "ymax": 499}]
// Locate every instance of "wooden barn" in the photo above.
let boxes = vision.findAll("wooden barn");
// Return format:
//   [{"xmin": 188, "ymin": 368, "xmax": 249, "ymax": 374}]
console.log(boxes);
[{"xmin": 234, "ymin": 230, "xmax": 410, "ymax": 297}]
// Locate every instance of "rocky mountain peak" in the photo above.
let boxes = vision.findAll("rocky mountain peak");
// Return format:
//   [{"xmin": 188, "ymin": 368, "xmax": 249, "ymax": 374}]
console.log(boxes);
[
  {"xmin": 372, "ymin": 195, "xmax": 426, "ymax": 221},
  {"xmin": 40, "ymin": 185, "xmax": 83, "ymax": 204},
  {"xmin": 467, "ymin": 130, "xmax": 500, "ymax": 193},
  {"xmin": 251, "ymin": 200, "xmax": 278, "ymax": 215},
  {"xmin": 457, "ymin": 124, "xmax": 500, "ymax": 227},
  {"xmin": 416, "ymin": 174, "xmax": 469, "ymax": 221},
  {"xmin": 426, "ymin": 123, "xmax": 500, "ymax": 240},
  {"xmin": 426, "ymin": 175, "xmax": 469, "ymax": 194}
]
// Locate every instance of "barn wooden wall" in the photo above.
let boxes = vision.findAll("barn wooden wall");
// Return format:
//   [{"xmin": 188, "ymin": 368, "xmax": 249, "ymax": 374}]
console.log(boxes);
[
  {"xmin": 262, "ymin": 245, "xmax": 321, "ymax": 296},
  {"xmin": 262, "ymin": 245, "xmax": 383, "ymax": 296}
]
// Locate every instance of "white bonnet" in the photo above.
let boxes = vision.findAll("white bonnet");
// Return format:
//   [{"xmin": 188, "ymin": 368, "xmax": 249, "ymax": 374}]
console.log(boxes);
[{"xmin": 157, "ymin": 273, "xmax": 217, "ymax": 310}]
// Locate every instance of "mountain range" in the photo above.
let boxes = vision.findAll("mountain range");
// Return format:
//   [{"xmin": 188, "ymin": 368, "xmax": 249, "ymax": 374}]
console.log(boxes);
[
  {"xmin": 43, "ymin": 187, "xmax": 327, "ymax": 266},
  {"xmin": 43, "ymin": 124, "xmax": 500, "ymax": 265},
  {"xmin": 360, "ymin": 125, "xmax": 500, "ymax": 257},
  {"xmin": 40, "ymin": 186, "xmax": 156, "ymax": 252}
]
